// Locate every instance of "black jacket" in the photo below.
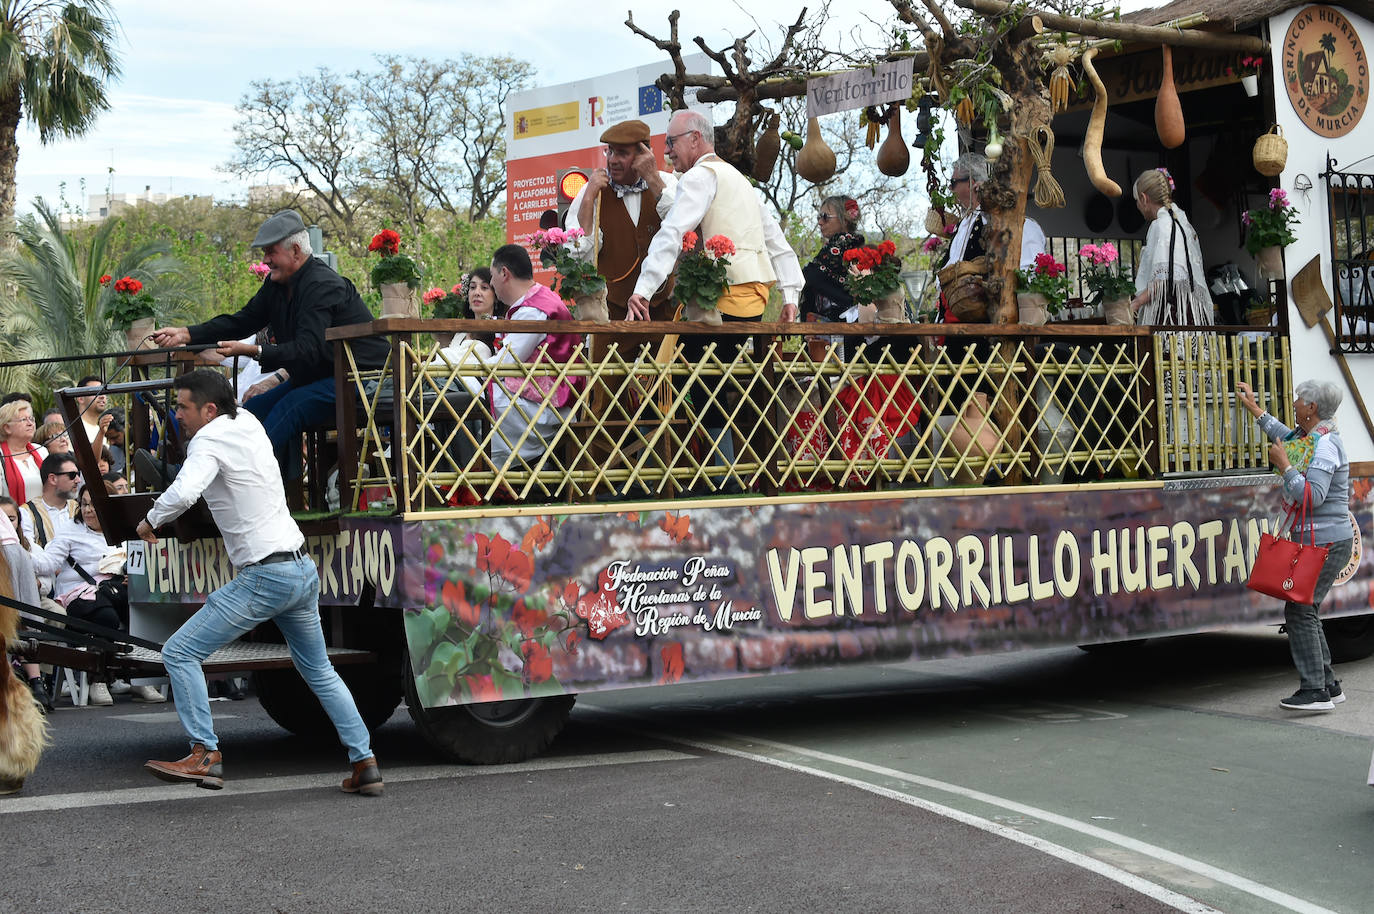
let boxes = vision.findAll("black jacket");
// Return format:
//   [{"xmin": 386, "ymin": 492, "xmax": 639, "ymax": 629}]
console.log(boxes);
[{"xmin": 189, "ymin": 257, "xmax": 388, "ymax": 385}]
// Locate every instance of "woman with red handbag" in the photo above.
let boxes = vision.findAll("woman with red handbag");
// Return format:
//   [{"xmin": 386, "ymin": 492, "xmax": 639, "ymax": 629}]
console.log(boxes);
[{"xmin": 1237, "ymin": 380, "xmax": 1352, "ymax": 711}]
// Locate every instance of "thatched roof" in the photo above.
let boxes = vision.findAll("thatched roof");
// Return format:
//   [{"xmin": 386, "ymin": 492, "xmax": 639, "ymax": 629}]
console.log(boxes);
[{"xmin": 1123, "ymin": 0, "xmax": 1374, "ymax": 30}]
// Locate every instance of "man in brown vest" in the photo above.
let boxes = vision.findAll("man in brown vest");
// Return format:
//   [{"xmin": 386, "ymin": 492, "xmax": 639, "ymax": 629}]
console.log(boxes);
[
  {"xmin": 567, "ymin": 119, "xmax": 678, "ymax": 328},
  {"xmin": 566, "ymin": 119, "xmax": 679, "ymax": 465}
]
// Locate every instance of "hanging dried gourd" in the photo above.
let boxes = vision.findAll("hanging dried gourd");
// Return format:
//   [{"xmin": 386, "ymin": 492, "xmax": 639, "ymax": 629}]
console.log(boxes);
[
  {"xmin": 1081, "ymin": 48, "xmax": 1122, "ymax": 198},
  {"xmin": 796, "ymin": 117, "xmax": 837, "ymax": 184},
  {"xmin": 876, "ymin": 104, "xmax": 910, "ymax": 177},
  {"xmin": 1046, "ymin": 44, "xmax": 1075, "ymax": 113},
  {"xmin": 1155, "ymin": 45, "xmax": 1185, "ymax": 148},
  {"xmin": 752, "ymin": 110, "xmax": 781, "ymax": 181}
]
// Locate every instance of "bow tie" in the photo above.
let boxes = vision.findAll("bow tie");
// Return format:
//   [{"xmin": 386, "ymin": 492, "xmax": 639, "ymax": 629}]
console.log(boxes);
[{"xmin": 612, "ymin": 179, "xmax": 648, "ymax": 198}]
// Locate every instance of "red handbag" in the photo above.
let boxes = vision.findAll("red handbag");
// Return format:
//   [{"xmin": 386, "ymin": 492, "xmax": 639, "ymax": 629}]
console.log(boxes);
[{"xmin": 1246, "ymin": 483, "xmax": 1330, "ymax": 604}]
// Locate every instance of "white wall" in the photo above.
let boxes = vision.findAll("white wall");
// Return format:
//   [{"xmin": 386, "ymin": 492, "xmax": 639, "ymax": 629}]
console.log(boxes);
[{"xmin": 1267, "ymin": 4, "xmax": 1374, "ymax": 462}]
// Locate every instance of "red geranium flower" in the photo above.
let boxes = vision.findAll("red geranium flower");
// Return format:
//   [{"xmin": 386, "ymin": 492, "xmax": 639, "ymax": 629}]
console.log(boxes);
[
  {"xmin": 878, "ymin": 239, "xmax": 896, "ymax": 257},
  {"xmin": 704, "ymin": 234, "xmax": 736, "ymax": 259},
  {"xmin": 680, "ymin": 230, "xmax": 699, "ymax": 253},
  {"xmin": 99, "ymin": 274, "xmax": 112, "ymax": 285},
  {"xmin": 113, "ymin": 276, "xmax": 143, "ymax": 295},
  {"xmin": 368, "ymin": 229, "xmax": 401, "ymax": 256}
]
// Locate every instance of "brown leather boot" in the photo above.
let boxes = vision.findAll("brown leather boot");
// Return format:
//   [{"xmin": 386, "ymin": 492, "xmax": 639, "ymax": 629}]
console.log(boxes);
[
  {"xmin": 340, "ymin": 757, "xmax": 383, "ymax": 796},
  {"xmin": 145, "ymin": 744, "xmax": 224, "ymax": 790}
]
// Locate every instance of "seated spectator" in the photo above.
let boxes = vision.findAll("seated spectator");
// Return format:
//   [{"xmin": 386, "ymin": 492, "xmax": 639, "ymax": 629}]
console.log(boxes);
[
  {"xmin": 0, "ymin": 496, "xmax": 49, "ymax": 711},
  {"xmin": 0, "ymin": 399, "xmax": 47, "ymax": 503},
  {"xmin": 28, "ymin": 482, "xmax": 162, "ymax": 705},
  {"xmin": 102, "ymin": 472, "xmax": 130, "ymax": 495},
  {"xmin": 486, "ymin": 244, "xmax": 587, "ymax": 468},
  {"xmin": 36, "ymin": 420, "xmax": 71, "ymax": 457}
]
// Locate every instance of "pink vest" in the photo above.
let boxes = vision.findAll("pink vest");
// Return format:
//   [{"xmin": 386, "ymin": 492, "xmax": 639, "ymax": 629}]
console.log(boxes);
[{"xmin": 498, "ymin": 284, "xmax": 586, "ymax": 408}]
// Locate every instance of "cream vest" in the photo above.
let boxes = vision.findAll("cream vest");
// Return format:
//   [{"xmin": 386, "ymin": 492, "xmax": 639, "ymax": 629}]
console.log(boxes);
[{"xmin": 695, "ymin": 156, "xmax": 776, "ymax": 286}]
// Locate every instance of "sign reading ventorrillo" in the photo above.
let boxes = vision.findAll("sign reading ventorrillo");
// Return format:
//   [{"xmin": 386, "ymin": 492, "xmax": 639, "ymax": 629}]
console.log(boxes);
[{"xmin": 806, "ymin": 60, "xmax": 913, "ymax": 117}]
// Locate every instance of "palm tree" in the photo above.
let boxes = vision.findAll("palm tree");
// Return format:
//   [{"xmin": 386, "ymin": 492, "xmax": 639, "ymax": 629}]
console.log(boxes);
[
  {"xmin": 0, "ymin": 197, "xmax": 194, "ymax": 406},
  {"xmin": 0, "ymin": 1, "xmax": 121, "ymax": 232}
]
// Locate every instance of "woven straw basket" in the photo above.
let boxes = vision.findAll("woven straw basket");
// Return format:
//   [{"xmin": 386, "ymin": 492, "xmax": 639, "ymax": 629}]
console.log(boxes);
[
  {"xmin": 1253, "ymin": 125, "xmax": 1287, "ymax": 177},
  {"xmin": 938, "ymin": 260, "xmax": 990, "ymax": 322}
]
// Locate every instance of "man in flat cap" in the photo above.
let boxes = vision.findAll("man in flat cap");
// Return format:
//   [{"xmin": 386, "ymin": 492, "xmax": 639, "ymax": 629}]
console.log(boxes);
[
  {"xmin": 564, "ymin": 119, "xmax": 680, "ymax": 462},
  {"xmin": 566, "ymin": 119, "xmax": 678, "ymax": 324},
  {"xmin": 151, "ymin": 211, "xmax": 388, "ymax": 483}
]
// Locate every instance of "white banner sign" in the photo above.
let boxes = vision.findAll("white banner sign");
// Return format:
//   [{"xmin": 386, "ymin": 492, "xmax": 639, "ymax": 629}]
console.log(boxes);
[{"xmin": 806, "ymin": 59, "xmax": 914, "ymax": 118}]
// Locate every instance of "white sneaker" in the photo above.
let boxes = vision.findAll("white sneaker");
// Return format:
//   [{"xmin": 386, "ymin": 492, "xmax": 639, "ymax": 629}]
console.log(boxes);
[
  {"xmin": 131, "ymin": 685, "xmax": 166, "ymax": 703},
  {"xmin": 87, "ymin": 682, "xmax": 113, "ymax": 706},
  {"xmin": 109, "ymin": 681, "xmax": 132, "ymax": 695}
]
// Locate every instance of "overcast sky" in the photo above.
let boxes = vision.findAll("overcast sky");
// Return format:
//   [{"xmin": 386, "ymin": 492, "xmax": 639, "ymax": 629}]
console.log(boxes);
[{"xmin": 16, "ymin": 0, "xmax": 1157, "ymax": 215}]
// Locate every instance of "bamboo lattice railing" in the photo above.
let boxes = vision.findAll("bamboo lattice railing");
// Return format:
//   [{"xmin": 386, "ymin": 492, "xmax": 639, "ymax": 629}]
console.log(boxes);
[{"xmin": 326, "ymin": 321, "xmax": 1291, "ymax": 514}]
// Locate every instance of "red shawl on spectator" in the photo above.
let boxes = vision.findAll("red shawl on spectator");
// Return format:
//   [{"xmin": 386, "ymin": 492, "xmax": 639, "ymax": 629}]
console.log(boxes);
[{"xmin": 1, "ymin": 442, "xmax": 42, "ymax": 503}]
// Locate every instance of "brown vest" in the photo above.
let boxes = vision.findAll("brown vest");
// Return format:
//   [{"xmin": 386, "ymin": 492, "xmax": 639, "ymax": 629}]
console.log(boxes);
[{"xmin": 596, "ymin": 186, "xmax": 676, "ymax": 319}]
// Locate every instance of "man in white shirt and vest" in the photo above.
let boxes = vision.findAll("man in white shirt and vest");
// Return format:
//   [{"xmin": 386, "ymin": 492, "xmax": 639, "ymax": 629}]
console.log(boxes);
[
  {"xmin": 137, "ymin": 369, "xmax": 382, "ymax": 796},
  {"xmin": 626, "ymin": 110, "xmax": 804, "ymax": 480},
  {"xmin": 626, "ymin": 109, "xmax": 802, "ymax": 323}
]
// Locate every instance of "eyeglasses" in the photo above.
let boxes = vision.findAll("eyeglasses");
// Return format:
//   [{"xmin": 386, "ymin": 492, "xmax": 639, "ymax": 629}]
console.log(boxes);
[
  {"xmin": 817, "ymin": 213, "xmax": 836, "ymax": 224},
  {"xmin": 79, "ymin": 501, "xmax": 95, "ymax": 511},
  {"xmin": 664, "ymin": 130, "xmax": 697, "ymax": 150},
  {"xmin": 14, "ymin": 416, "xmax": 34, "ymax": 424},
  {"xmin": 55, "ymin": 471, "xmax": 80, "ymax": 480},
  {"xmin": 951, "ymin": 176, "xmax": 971, "ymax": 187}
]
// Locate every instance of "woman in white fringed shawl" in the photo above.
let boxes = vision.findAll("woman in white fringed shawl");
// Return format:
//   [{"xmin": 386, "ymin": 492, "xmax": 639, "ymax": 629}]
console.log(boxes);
[{"xmin": 1128, "ymin": 168, "xmax": 1215, "ymax": 326}]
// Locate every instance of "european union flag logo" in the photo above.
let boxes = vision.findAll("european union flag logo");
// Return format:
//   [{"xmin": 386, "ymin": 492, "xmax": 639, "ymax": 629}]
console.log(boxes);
[{"xmin": 638, "ymin": 85, "xmax": 663, "ymax": 115}]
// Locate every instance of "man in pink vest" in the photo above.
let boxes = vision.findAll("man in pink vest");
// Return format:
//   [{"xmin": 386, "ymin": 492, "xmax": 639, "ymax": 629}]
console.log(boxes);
[{"xmin": 487, "ymin": 244, "xmax": 587, "ymax": 469}]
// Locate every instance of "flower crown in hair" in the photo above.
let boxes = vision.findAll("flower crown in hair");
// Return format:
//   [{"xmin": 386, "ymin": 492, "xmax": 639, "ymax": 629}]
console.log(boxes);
[
  {"xmin": 1155, "ymin": 167, "xmax": 1175, "ymax": 192},
  {"xmin": 843, "ymin": 198, "xmax": 860, "ymax": 220}
]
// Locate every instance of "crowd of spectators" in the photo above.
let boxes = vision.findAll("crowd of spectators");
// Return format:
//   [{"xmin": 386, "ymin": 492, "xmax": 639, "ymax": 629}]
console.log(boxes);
[{"xmin": 1, "ymin": 383, "xmax": 163, "ymax": 710}]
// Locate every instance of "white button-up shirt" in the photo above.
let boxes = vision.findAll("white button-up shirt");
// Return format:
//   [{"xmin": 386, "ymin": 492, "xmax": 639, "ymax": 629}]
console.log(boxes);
[
  {"xmin": 145, "ymin": 409, "xmax": 303, "ymax": 568},
  {"xmin": 633, "ymin": 159, "xmax": 804, "ymax": 305}
]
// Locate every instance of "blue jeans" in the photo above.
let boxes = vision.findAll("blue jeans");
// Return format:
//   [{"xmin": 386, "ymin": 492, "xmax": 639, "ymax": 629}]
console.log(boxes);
[
  {"xmin": 160, "ymin": 555, "xmax": 372, "ymax": 763},
  {"xmin": 243, "ymin": 376, "xmax": 338, "ymax": 479}
]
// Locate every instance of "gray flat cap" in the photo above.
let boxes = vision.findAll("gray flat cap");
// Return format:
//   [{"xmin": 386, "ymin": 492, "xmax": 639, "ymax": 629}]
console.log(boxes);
[{"xmin": 252, "ymin": 209, "xmax": 306, "ymax": 247}]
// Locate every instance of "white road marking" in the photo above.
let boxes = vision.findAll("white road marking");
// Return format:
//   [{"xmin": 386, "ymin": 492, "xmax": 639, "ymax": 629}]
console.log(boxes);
[
  {"xmin": 641, "ymin": 729, "xmax": 1224, "ymax": 914},
  {"xmin": 582, "ymin": 704, "xmax": 1340, "ymax": 914},
  {"xmin": 703, "ymin": 729, "xmax": 1340, "ymax": 914},
  {"xmin": 0, "ymin": 749, "xmax": 692, "ymax": 816}
]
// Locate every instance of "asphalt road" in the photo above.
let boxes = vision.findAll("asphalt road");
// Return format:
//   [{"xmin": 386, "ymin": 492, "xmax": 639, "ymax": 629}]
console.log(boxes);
[{"xmin": 5, "ymin": 625, "xmax": 1372, "ymax": 914}]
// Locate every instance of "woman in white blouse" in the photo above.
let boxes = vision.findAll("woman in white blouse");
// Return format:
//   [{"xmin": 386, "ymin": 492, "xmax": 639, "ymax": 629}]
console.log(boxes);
[{"xmin": 1129, "ymin": 168, "xmax": 1215, "ymax": 325}]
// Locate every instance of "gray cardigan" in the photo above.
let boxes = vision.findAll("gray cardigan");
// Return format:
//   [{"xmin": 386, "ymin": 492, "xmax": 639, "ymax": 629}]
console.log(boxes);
[{"xmin": 1257, "ymin": 412, "xmax": 1352, "ymax": 544}]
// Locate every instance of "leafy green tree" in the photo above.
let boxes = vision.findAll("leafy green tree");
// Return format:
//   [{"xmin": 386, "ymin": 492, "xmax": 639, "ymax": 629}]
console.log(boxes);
[
  {"xmin": 0, "ymin": 1, "xmax": 121, "ymax": 233},
  {"xmin": 0, "ymin": 199, "xmax": 194, "ymax": 406}
]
